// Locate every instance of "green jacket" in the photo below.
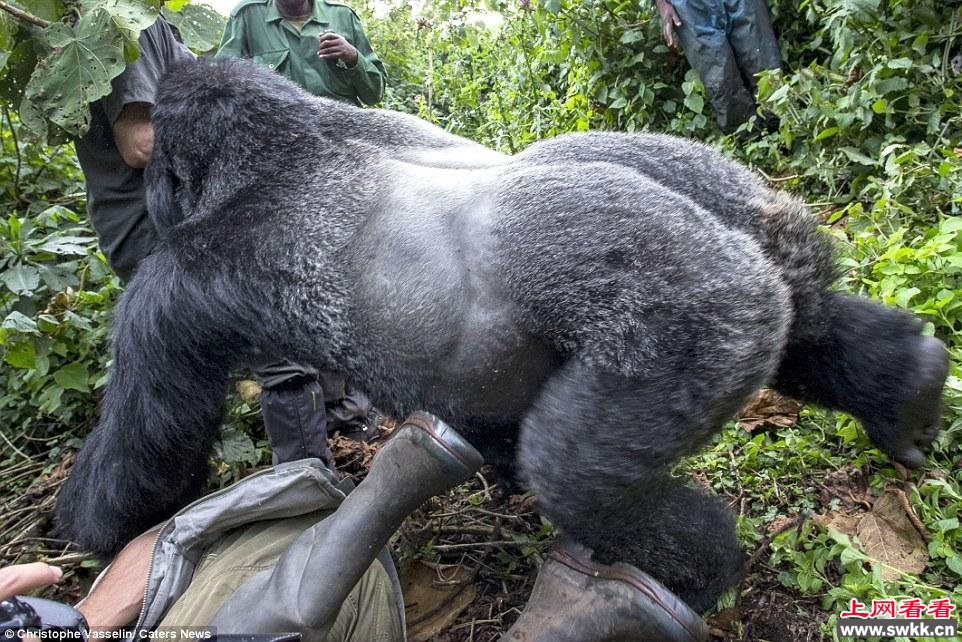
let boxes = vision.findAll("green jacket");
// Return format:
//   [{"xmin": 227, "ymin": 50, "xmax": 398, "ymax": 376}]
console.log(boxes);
[{"xmin": 216, "ymin": 0, "xmax": 386, "ymax": 105}]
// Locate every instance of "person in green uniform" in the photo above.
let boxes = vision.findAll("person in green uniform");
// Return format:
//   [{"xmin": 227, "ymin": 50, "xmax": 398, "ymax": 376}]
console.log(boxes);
[{"xmin": 216, "ymin": 0, "xmax": 385, "ymax": 105}]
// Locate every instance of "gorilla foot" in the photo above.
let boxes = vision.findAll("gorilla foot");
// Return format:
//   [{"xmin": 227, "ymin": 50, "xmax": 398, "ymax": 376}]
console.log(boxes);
[
  {"xmin": 775, "ymin": 294, "xmax": 950, "ymax": 469},
  {"xmin": 500, "ymin": 539, "xmax": 708, "ymax": 642},
  {"xmin": 869, "ymin": 335, "xmax": 949, "ymax": 468}
]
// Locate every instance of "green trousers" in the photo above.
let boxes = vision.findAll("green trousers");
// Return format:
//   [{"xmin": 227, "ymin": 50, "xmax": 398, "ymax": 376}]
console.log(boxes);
[{"xmin": 159, "ymin": 510, "xmax": 403, "ymax": 642}]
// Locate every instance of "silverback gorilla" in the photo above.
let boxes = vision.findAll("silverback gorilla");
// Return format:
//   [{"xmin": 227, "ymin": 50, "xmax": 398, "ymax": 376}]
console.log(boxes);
[{"xmin": 57, "ymin": 59, "xmax": 948, "ymax": 625}]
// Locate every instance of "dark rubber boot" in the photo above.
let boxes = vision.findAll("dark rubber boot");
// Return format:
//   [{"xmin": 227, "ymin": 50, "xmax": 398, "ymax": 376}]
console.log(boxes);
[
  {"xmin": 211, "ymin": 412, "xmax": 484, "ymax": 637},
  {"xmin": 500, "ymin": 540, "xmax": 709, "ymax": 642},
  {"xmin": 261, "ymin": 378, "xmax": 333, "ymax": 466}
]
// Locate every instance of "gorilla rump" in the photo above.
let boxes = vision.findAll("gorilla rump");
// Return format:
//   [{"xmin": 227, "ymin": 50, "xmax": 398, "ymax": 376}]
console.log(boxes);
[{"xmin": 56, "ymin": 58, "xmax": 948, "ymax": 613}]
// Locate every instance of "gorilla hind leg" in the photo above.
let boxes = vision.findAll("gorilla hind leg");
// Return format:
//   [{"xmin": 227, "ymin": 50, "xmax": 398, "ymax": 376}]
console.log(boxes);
[
  {"xmin": 588, "ymin": 478, "xmax": 744, "ymax": 614},
  {"xmin": 518, "ymin": 351, "xmax": 772, "ymax": 613},
  {"xmin": 774, "ymin": 293, "xmax": 949, "ymax": 467}
]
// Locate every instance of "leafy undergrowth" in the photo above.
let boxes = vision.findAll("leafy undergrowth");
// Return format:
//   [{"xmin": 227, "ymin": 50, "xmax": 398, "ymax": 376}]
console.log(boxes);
[{"xmin": 8, "ymin": 397, "xmax": 958, "ymax": 642}]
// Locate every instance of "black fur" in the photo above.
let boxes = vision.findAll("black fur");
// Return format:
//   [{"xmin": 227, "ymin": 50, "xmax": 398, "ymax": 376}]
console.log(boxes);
[{"xmin": 56, "ymin": 59, "xmax": 949, "ymax": 612}]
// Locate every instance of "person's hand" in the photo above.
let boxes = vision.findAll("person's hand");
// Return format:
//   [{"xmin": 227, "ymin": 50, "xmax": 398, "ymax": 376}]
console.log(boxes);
[
  {"xmin": 654, "ymin": 0, "xmax": 682, "ymax": 48},
  {"xmin": 317, "ymin": 32, "xmax": 359, "ymax": 68},
  {"xmin": 0, "ymin": 563, "xmax": 63, "ymax": 601}
]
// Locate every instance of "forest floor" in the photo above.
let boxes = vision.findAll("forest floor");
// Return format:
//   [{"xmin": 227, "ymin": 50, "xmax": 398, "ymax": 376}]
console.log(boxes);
[{"xmin": 0, "ymin": 392, "xmax": 846, "ymax": 642}]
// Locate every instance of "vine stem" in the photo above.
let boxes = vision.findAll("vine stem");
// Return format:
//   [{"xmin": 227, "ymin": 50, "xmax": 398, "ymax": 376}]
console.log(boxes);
[{"xmin": 0, "ymin": 0, "xmax": 50, "ymax": 28}]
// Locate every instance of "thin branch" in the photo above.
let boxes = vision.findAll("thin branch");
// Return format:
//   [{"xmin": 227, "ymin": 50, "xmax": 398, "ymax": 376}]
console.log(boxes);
[
  {"xmin": 0, "ymin": 422, "xmax": 31, "ymax": 461},
  {"xmin": 43, "ymin": 552, "xmax": 98, "ymax": 565},
  {"xmin": 0, "ymin": 0, "xmax": 51, "ymax": 28},
  {"xmin": 431, "ymin": 539, "xmax": 538, "ymax": 552}
]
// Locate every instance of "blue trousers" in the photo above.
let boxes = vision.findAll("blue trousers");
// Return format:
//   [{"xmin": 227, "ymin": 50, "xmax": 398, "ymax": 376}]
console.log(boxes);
[{"xmin": 671, "ymin": 0, "xmax": 781, "ymax": 131}]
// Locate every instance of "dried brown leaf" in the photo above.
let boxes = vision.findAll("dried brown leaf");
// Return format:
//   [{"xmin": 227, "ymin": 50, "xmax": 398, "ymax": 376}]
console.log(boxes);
[
  {"xmin": 736, "ymin": 389, "xmax": 803, "ymax": 432},
  {"xmin": 815, "ymin": 490, "xmax": 929, "ymax": 581},
  {"xmin": 401, "ymin": 560, "xmax": 478, "ymax": 642},
  {"xmin": 235, "ymin": 379, "xmax": 262, "ymax": 403},
  {"xmin": 819, "ymin": 467, "xmax": 870, "ymax": 510},
  {"xmin": 856, "ymin": 489, "xmax": 928, "ymax": 581},
  {"xmin": 813, "ymin": 509, "xmax": 861, "ymax": 536}
]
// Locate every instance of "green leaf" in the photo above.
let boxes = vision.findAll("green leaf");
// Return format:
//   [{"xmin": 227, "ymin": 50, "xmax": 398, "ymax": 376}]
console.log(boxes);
[
  {"xmin": 947, "ymin": 555, "xmax": 962, "ymax": 578},
  {"xmin": 161, "ymin": 3, "xmax": 226, "ymax": 52},
  {"xmin": 940, "ymin": 218, "xmax": 962, "ymax": 234},
  {"xmin": 63, "ymin": 311, "xmax": 93, "ymax": 331},
  {"xmin": 5, "ymin": 340, "xmax": 36, "ymax": 369},
  {"xmin": 54, "ymin": 361, "xmax": 89, "ymax": 392},
  {"xmin": 36, "ymin": 314, "xmax": 60, "ymax": 332},
  {"xmin": 18, "ymin": 92, "xmax": 50, "ymax": 137},
  {"xmin": 815, "ymin": 126, "xmax": 839, "ymax": 141},
  {"xmin": 2, "ymin": 264, "xmax": 41, "ymax": 294},
  {"xmin": 874, "ymin": 77, "xmax": 908, "ymax": 95},
  {"xmin": 840, "ymin": 147, "xmax": 876, "ymax": 166},
  {"xmin": 8, "ymin": 215, "xmax": 21, "ymax": 240},
  {"xmin": 619, "ymin": 30, "xmax": 642, "ymax": 44},
  {"xmin": 215, "ymin": 428, "xmax": 259, "ymax": 466},
  {"xmin": 0, "ymin": 41, "xmax": 39, "ymax": 104},
  {"xmin": 543, "ymin": 0, "xmax": 561, "ymax": 13},
  {"xmin": 0, "ymin": 13, "xmax": 16, "ymax": 73},
  {"xmin": 23, "ymin": 9, "xmax": 128, "ymax": 136},
  {"xmin": 37, "ymin": 235, "xmax": 97, "ymax": 255},
  {"xmin": 38, "ymin": 383, "xmax": 63, "ymax": 414},
  {"xmin": 2, "ymin": 311, "xmax": 39, "ymax": 335},
  {"xmin": 893, "ymin": 286, "xmax": 920, "ymax": 308},
  {"xmin": 767, "ymin": 84, "xmax": 790, "ymax": 103},
  {"xmin": 81, "ymin": 0, "xmax": 159, "ymax": 39},
  {"xmin": 932, "ymin": 518, "xmax": 959, "ymax": 532},
  {"xmin": 40, "ymin": 264, "xmax": 81, "ymax": 292},
  {"xmin": 124, "ymin": 38, "xmax": 141, "ymax": 63},
  {"xmin": 18, "ymin": 0, "xmax": 65, "ymax": 22},
  {"xmin": 683, "ymin": 93, "xmax": 704, "ymax": 114}
]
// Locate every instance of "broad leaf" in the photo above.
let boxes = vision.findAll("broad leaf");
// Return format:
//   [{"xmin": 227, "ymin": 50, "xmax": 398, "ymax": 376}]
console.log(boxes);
[
  {"xmin": 161, "ymin": 3, "xmax": 226, "ymax": 53},
  {"xmin": 214, "ymin": 428, "xmax": 259, "ymax": 466},
  {"xmin": 1, "ymin": 311, "xmax": 39, "ymax": 334},
  {"xmin": 24, "ymin": 9, "xmax": 128, "ymax": 136},
  {"xmin": 4, "ymin": 340, "xmax": 36, "ymax": 369},
  {"xmin": 2, "ymin": 264, "xmax": 41, "ymax": 294},
  {"xmin": 54, "ymin": 361, "xmax": 90, "ymax": 392},
  {"xmin": 0, "ymin": 40, "xmax": 39, "ymax": 103},
  {"xmin": 38, "ymin": 235, "xmax": 97, "ymax": 255},
  {"xmin": 81, "ymin": 0, "xmax": 159, "ymax": 39},
  {"xmin": 18, "ymin": 92, "xmax": 50, "ymax": 137},
  {"xmin": 18, "ymin": 0, "xmax": 65, "ymax": 22},
  {"xmin": 683, "ymin": 93, "xmax": 704, "ymax": 114}
]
